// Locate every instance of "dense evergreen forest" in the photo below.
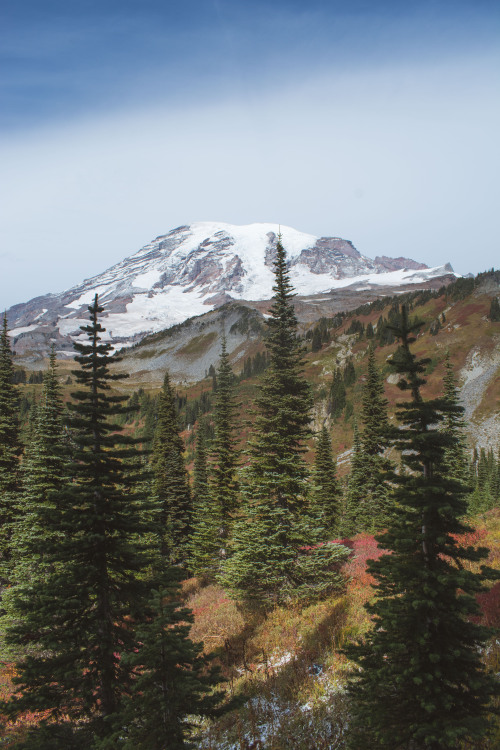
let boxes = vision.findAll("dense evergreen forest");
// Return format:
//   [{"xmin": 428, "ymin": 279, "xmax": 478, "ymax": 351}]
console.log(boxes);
[{"xmin": 0, "ymin": 250, "xmax": 499, "ymax": 748}]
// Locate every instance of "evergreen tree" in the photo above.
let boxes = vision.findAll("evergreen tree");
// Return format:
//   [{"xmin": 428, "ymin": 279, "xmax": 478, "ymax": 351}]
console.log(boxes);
[
  {"xmin": 362, "ymin": 346, "xmax": 389, "ymax": 458},
  {"xmin": 193, "ymin": 417, "xmax": 210, "ymax": 501},
  {"xmin": 310, "ymin": 425, "xmax": 340, "ymax": 536},
  {"xmin": 189, "ymin": 419, "xmax": 221, "ymax": 581},
  {"xmin": 488, "ymin": 296, "xmax": 500, "ymax": 321},
  {"xmin": 342, "ymin": 348, "xmax": 392, "ymax": 534},
  {"xmin": 346, "ymin": 305, "xmax": 499, "ymax": 749},
  {"xmin": 340, "ymin": 422, "xmax": 366, "ymax": 536},
  {"xmin": 1, "ymin": 295, "xmax": 147, "ymax": 745},
  {"xmin": 101, "ymin": 578, "xmax": 226, "ymax": 750},
  {"xmin": 469, "ymin": 447, "xmax": 499, "ymax": 514},
  {"xmin": 150, "ymin": 372, "xmax": 192, "ymax": 564},
  {"xmin": 343, "ymin": 358, "xmax": 356, "ymax": 387},
  {"xmin": 0, "ymin": 314, "xmax": 20, "ymax": 572},
  {"xmin": 442, "ymin": 350, "xmax": 469, "ymax": 486},
  {"xmin": 211, "ymin": 335, "xmax": 239, "ymax": 534},
  {"xmin": 311, "ymin": 326, "xmax": 322, "ymax": 352},
  {"xmin": 330, "ymin": 367, "xmax": 346, "ymax": 417},
  {"xmin": 221, "ymin": 236, "xmax": 349, "ymax": 606},
  {"xmin": 2, "ymin": 349, "xmax": 68, "ymax": 654}
]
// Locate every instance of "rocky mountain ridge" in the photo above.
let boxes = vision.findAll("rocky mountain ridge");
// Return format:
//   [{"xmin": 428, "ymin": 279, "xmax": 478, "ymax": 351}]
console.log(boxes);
[{"xmin": 6, "ymin": 221, "xmax": 455, "ymax": 357}]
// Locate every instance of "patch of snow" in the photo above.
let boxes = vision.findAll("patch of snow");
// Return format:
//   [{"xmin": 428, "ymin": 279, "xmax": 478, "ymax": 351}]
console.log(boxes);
[
  {"xmin": 57, "ymin": 317, "xmax": 88, "ymax": 336},
  {"xmin": 269, "ymin": 651, "xmax": 295, "ymax": 671},
  {"xmin": 66, "ymin": 286, "xmax": 110, "ymax": 309},
  {"xmin": 8, "ymin": 324, "xmax": 40, "ymax": 337},
  {"xmin": 132, "ymin": 268, "xmax": 163, "ymax": 289}
]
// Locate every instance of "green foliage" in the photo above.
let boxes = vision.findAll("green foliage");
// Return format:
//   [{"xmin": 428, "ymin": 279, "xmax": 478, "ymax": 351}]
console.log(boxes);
[
  {"xmin": 442, "ymin": 350, "xmax": 470, "ymax": 489},
  {"xmin": 101, "ymin": 578, "xmax": 226, "ymax": 750},
  {"xmin": 311, "ymin": 326, "xmax": 323, "ymax": 352},
  {"xmin": 0, "ymin": 314, "xmax": 21, "ymax": 572},
  {"xmin": 2, "ymin": 349, "xmax": 68, "ymax": 657},
  {"xmin": 469, "ymin": 447, "xmax": 500, "ymax": 513},
  {"xmin": 150, "ymin": 372, "xmax": 192, "ymax": 564},
  {"xmin": 1, "ymin": 295, "xmax": 149, "ymax": 742},
  {"xmin": 346, "ymin": 318, "xmax": 364, "ymax": 337},
  {"xmin": 329, "ymin": 368, "xmax": 346, "ymax": 418},
  {"xmin": 310, "ymin": 426, "xmax": 340, "ymax": 536},
  {"xmin": 189, "ymin": 420, "xmax": 222, "ymax": 582},
  {"xmin": 343, "ymin": 358, "xmax": 356, "ymax": 387},
  {"xmin": 211, "ymin": 336, "xmax": 239, "ymax": 523},
  {"xmin": 27, "ymin": 371, "xmax": 43, "ymax": 384},
  {"xmin": 222, "ymin": 237, "xmax": 349, "ymax": 606},
  {"xmin": 429, "ymin": 317, "xmax": 441, "ymax": 335},
  {"xmin": 239, "ymin": 349, "xmax": 269, "ymax": 381},
  {"xmin": 345, "ymin": 305, "xmax": 499, "ymax": 749},
  {"xmin": 228, "ymin": 305, "xmax": 263, "ymax": 336},
  {"xmin": 342, "ymin": 349, "xmax": 392, "ymax": 535},
  {"xmin": 190, "ymin": 336, "xmax": 240, "ymax": 580},
  {"xmin": 488, "ymin": 296, "xmax": 500, "ymax": 322}
]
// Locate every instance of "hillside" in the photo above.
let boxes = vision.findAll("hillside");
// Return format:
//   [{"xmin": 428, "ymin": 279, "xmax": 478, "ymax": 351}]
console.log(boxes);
[
  {"xmin": 11, "ymin": 270, "xmax": 500, "ymax": 455},
  {"xmin": 3, "ymin": 269, "xmax": 500, "ymax": 748},
  {"xmin": 93, "ymin": 270, "xmax": 500, "ymax": 456}
]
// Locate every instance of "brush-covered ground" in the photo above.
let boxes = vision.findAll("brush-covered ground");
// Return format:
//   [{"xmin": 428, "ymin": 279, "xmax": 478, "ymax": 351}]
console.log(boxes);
[
  {"xmin": 4, "ymin": 273, "xmax": 499, "ymax": 746},
  {"xmin": 184, "ymin": 509, "xmax": 500, "ymax": 749},
  {"xmin": 2, "ymin": 510, "xmax": 498, "ymax": 748}
]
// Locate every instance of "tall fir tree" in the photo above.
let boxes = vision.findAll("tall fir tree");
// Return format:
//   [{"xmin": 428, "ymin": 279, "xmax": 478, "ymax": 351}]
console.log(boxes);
[
  {"xmin": 0, "ymin": 314, "xmax": 21, "ymax": 573},
  {"xmin": 442, "ymin": 349, "xmax": 469, "ymax": 487},
  {"xmin": 330, "ymin": 367, "xmax": 346, "ymax": 418},
  {"xmin": 2, "ymin": 348, "xmax": 67, "ymax": 655},
  {"xmin": 1, "ymin": 296, "xmax": 148, "ymax": 746},
  {"xmin": 488, "ymin": 296, "xmax": 500, "ymax": 321},
  {"xmin": 211, "ymin": 334, "xmax": 239, "ymax": 536},
  {"xmin": 189, "ymin": 418, "xmax": 222, "ymax": 581},
  {"xmin": 101, "ymin": 575, "xmax": 226, "ymax": 750},
  {"xmin": 310, "ymin": 424, "xmax": 340, "ymax": 537},
  {"xmin": 108, "ymin": 424, "xmax": 227, "ymax": 748},
  {"xmin": 150, "ymin": 372, "xmax": 192, "ymax": 565},
  {"xmin": 340, "ymin": 421, "xmax": 365, "ymax": 536},
  {"xmin": 221, "ymin": 235, "xmax": 349, "ymax": 606},
  {"xmin": 345, "ymin": 305, "xmax": 499, "ymax": 749},
  {"xmin": 342, "ymin": 348, "xmax": 392, "ymax": 535}
]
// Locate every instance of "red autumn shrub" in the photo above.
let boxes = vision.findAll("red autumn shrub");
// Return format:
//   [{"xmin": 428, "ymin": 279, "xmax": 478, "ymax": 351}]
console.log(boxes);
[{"xmin": 473, "ymin": 582, "xmax": 500, "ymax": 628}]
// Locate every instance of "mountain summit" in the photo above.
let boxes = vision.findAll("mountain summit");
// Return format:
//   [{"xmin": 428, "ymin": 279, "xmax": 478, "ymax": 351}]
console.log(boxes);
[{"xmin": 7, "ymin": 222, "xmax": 454, "ymax": 355}]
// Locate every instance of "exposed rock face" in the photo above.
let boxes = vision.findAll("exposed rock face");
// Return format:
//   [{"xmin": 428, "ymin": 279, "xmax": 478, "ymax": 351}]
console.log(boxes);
[
  {"xmin": 5, "ymin": 221, "xmax": 455, "ymax": 356},
  {"xmin": 374, "ymin": 255, "xmax": 428, "ymax": 272},
  {"xmin": 294, "ymin": 238, "xmax": 374, "ymax": 277}
]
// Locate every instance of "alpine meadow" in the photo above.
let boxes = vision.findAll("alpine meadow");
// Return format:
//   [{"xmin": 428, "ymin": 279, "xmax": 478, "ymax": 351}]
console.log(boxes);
[{"xmin": 0, "ymin": 227, "xmax": 499, "ymax": 748}]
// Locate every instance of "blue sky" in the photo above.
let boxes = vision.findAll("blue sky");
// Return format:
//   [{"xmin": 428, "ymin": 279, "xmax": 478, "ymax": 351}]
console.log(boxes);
[{"xmin": 1, "ymin": 0, "xmax": 499, "ymax": 308}]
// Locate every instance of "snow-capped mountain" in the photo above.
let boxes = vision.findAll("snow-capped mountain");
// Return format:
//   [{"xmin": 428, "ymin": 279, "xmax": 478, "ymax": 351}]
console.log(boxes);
[{"xmin": 6, "ymin": 221, "xmax": 455, "ymax": 355}]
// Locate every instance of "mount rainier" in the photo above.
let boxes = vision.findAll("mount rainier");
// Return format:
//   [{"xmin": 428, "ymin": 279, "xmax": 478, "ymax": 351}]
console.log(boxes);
[{"xmin": 6, "ymin": 221, "xmax": 455, "ymax": 356}]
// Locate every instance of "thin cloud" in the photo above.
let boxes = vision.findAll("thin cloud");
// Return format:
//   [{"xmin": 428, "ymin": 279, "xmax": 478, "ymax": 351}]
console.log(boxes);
[{"xmin": 1, "ymin": 51, "xmax": 498, "ymax": 309}]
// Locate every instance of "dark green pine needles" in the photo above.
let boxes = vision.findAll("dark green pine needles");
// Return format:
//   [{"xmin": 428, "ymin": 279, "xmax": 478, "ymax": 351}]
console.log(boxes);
[
  {"xmin": 150, "ymin": 371, "xmax": 192, "ymax": 565},
  {"xmin": 104, "ymin": 579, "xmax": 225, "ymax": 750},
  {"xmin": 310, "ymin": 424, "xmax": 340, "ymax": 537},
  {"xmin": 0, "ymin": 314, "xmax": 21, "ymax": 573},
  {"xmin": 2, "ymin": 348, "xmax": 67, "ymax": 657},
  {"xmin": 222, "ymin": 235, "xmax": 349, "ymax": 606},
  {"xmin": 190, "ymin": 331, "xmax": 241, "ymax": 582},
  {"xmin": 345, "ymin": 305, "xmax": 499, "ymax": 749},
  {"xmin": 342, "ymin": 346, "xmax": 392, "ymax": 535},
  {"xmin": 211, "ymin": 334, "xmax": 240, "ymax": 535},
  {"xmin": 2, "ymin": 295, "xmax": 149, "ymax": 745},
  {"xmin": 189, "ymin": 417, "xmax": 222, "ymax": 581}
]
